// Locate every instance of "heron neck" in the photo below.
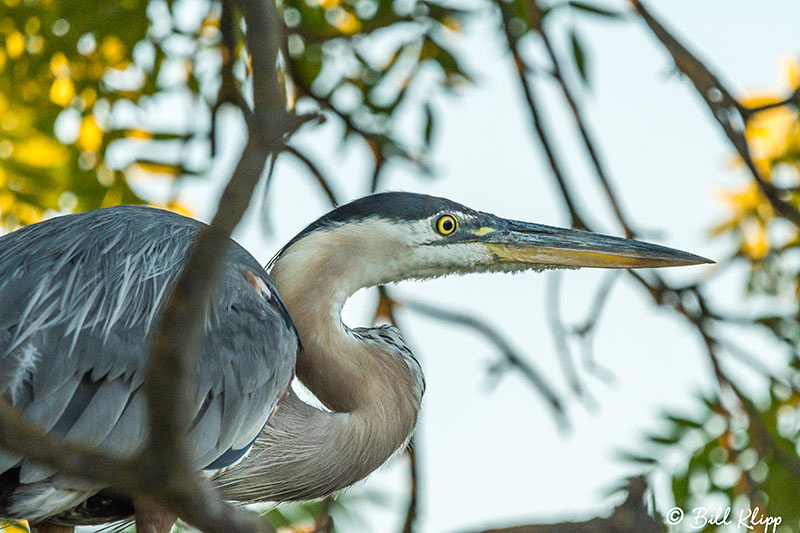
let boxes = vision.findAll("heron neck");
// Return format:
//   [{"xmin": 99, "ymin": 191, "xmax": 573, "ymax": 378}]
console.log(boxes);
[
  {"xmin": 238, "ymin": 238, "xmax": 420, "ymax": 501},
  {"xmin": 269, "ymin": 229, "xmax": 420, "ymax": 414}
]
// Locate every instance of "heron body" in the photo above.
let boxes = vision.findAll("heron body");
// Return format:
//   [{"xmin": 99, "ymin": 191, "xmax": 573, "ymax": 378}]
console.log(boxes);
[{"xmin": 0, "ymin": 192, "xmax": 710, "ymax": 532}]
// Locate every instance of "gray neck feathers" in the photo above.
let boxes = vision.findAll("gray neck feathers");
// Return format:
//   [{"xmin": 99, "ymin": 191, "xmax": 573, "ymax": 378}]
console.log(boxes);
[{"xmin": 217, "ymin": 226, "xmax": 423, "ymax": 502}]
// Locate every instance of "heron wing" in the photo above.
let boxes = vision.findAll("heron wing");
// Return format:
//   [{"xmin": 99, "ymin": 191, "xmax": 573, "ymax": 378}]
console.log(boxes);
[{"xmin": 0, "ymin": 206, "xmax": 297, "ymax": 488}]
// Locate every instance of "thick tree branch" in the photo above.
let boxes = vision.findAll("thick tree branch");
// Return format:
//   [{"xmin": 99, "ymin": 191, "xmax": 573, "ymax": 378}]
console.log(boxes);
[{"xmin": 0, "ymin": 0, "xmax": 295, "ymax": 530}]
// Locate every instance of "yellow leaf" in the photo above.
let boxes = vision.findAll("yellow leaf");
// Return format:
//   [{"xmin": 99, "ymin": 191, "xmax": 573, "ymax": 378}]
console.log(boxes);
[
  {"xmin": 49, "ymin": 77, "xmax": 75, "ymax": 107},
  {"xmin": 14, "ymin": 202, "xmax": 44, "ymax": 226},
  {"xmin": 12, "ymin": 135, "xmax": 70, "ymax": 168},
  {"xmin": 0, "ymin": 191, "xmax": 15, "ymax": 214},
  {"xmin": 334, "ymin": 10, "xmax": 361, "ymax": 35},
  {"xmin": 23, "ymin": 17, "xmax": 40, "ymax": 35},
  {"xmin": 783, "ymin": 56, "xmax": 800, "ymax": 89},
  {"xmin": 80, "ymin": 87, "xmax": 97, "ymax": 108},
  {"xmin": 100, "ymin": 35, "xmax": 125, "ymax": 65},
  {"xmin": 160, "ymin": 200, "xmax": 193, "ymax": 217},
  {"xmin": 49, "ymin": 52, "xmax": 69, "ymax": 77},
  {"xmin": 0, "ymin": 519, "xmax": 30, "ymax": 532},
  {"xmin": 77, "ymin": 115, "xmax": 103, "ymax": 152},
  {"xmin": 442, "ymin": 16, "xmax": 461, "ymax": 32},
  {"xmin": 131, "ymin": 161, "xmax": 182, "ymax": 176},
  {"xmin": 741, "ymin": 220, "xmax": 769, "ymax": 260},
  {"xmin": 5, "ymin": 32, "xmax": 25, "ymax": 59},
  {"xmin": 126, "ymin": 129, "xmax": 153, "ymax": 140},
  {"xmin": 313, "ymin": 0, "xmax": 339, "ymax": 9},
  {"xmin": 717, "ymin": 183, "xmax": 764, "ymax": 214},
  {"xmin": 101, "ymin": 187, "xmax": 122, "ymax": 208}
]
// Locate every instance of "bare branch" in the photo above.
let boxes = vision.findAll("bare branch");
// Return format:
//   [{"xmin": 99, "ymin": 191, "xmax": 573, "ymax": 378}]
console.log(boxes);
[
  {"xmin": 625, "ymin": 269, "xmax": 800, "ymax": 481},
  {"xmin": 401, "ymin": 438, "xmax": 420, "ymax": 533},
  {"xmin": 399, "ymin": 298, "xmax": 568, "ymax": 430},
  {"xmin": 285, "ymin": 146, "xmax": 341, "ymax": 207},
  {"xmin": 545, "ymin": 272, "xmax": 589, "ymax": 401},
  {"xmin": 473, "ymin": 477, "xmax": 664, "ymax": 533},
  {"xmin": 0, "ymin": 0, "xmax": 296, "ymax": 530},
  {"xmin": 528, "ymin": 0, "xmax": 635, "ymax": 237},
  {"xmin": 492, "ymin": 0, "xmax": 589, "ymax": 230},
  {"xmin": 0, "ymin": 399, "xmax": 138, "ymax": 490},
  {"xmin": 744, "ymin": 86, "xmax": 800, "ymax": 115},
  {"xmin": 628, "ymin": 0, "xmax": 800, "ymax": 229}
]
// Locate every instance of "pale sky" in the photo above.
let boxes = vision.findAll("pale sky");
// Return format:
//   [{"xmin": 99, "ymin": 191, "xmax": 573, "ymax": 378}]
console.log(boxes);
[{"xmin": 158, "ymin": 1, "xmax": 800, "ymax": 531}]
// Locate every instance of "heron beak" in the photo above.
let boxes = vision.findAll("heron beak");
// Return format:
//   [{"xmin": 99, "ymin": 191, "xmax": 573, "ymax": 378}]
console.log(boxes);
[{"xmin": 476, "ymin": 219, "xmax": 713, "ymax": 269}]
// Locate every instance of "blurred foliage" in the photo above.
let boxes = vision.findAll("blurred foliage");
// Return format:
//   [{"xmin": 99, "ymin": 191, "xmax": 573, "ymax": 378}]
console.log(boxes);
[
  {"xmin": 711, "ymin": 60, "xmax": 800, "ymax": 350},
  {"xmin": 627, "ymin": 380, "xmax": 800, "ymax": 532},
  {"xmin": 712, "ymin": 60, "xmax": 800, "ymax": 301},
  {"xmin": 0, "ymin": 0, "xmax": 475, "ymax": 229},
  {"xmin": 0, "ymin": 521, "xmax": 29, "ymax": 533},
  {"xmin": 0, "ymin": 0, "xmax": 206, "ymax": 228},
  {"xmin": 622, "ymin": 59, "xmax": 800, "ymax": 531}
]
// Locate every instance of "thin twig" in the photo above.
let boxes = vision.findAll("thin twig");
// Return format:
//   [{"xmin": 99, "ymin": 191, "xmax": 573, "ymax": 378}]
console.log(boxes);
[
  {"xmin": 571, "ymin": 271, "xmax": 619, "ymax": 384},
  {"xmin": 628, "ymin": 0, "xmax": 800, "ymax": 229},
  {"xmin": 493, "ymin": 0, "xmax": 588, "ymax": 229},
  {"xmin": 401, "ymin": 438, "xmax": 420, "ymax": 533},
  {"xmin": 545, "ymin": 272, "xmax": 588, "ymax": 401},
  {"xmin": 528, "ymin": 0, "xmax": 634, "ymax": 236},
  {"xmin": 743, "ymin": 86, "xmax": 800, "ymax": 116},
  {"xmin": 285, "ymin": 146, "xmax": 341, "ymax": 206},
  {"xmin": 399, "ymin": 298, "xmax": 569, "ymax": 430}
]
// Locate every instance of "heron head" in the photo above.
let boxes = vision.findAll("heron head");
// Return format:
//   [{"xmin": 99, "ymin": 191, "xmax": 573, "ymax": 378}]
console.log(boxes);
[{"xmin": 271, "ymin": 192, "xmax": 712, "ymax": 291}]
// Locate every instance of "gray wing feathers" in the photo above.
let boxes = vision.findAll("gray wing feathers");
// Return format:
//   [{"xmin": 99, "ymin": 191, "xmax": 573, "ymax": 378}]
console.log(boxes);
[{"xmin": 0, "ymin": 206, "xmax": 298, "ymax": 487}]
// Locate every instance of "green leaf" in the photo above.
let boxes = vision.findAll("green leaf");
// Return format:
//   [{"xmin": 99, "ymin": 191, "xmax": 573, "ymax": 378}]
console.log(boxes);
[
  {"xmin": 646, "ymin": 433, "xmax": 681, "ymax": 446},
  {"xmin": 569, "ymin": 28, "xmax": 589, "ymax": 88},
  {"xmin": 617, "ymin": 450, "xmax": 657, "ymax": 465},
  {"xmin": 567, "ymin": 1, "xmax": 624, "ymax": 19},
  {"xmin": 423, "ymin": 102, "xmax": 435, "ymax": 146},
  {"xmin": 666, "ymin": 414, "xmax": 704, "ymax": 430}
]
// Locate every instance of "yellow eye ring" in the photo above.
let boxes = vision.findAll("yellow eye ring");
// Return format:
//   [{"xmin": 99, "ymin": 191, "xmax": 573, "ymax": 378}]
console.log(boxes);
[{"xmin": 436, "ymin": 215, "xmax": 457, "ymax": 235}]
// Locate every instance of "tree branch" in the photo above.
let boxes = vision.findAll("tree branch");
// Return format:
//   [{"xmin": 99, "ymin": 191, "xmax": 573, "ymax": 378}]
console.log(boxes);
[
  {"xmin": 401, "ymin": 438, "xmax": 420, "ymax": 533},
  {"xmin": 285, "ymin": 146, "xmax": 341, "ymax": 207},
  {"xmin": 628, "ymin": 0, "xmax": 800, "ymax": 229},
  {"xmin": 528, "ymin": 0, "xmax": 635, "ymax": 237},
  {"xmin": 399, "ymin": 298, "xmax": 568, "ymax": 430},
  {"xmin": 493, "ymin": 0, "xmax": 588, "ymax": 229},
  {"xmin": 0, "ymin": 0, "xmax": 296, "ymax": 530},
  {"xmin": 474, "ymin": 477, "xmax": 664, "ymax": 533}
]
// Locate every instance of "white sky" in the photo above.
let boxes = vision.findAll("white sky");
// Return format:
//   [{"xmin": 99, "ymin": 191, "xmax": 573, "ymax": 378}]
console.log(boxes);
[{"xmin": 171, "ymin": 1, "xmax": 800, "ymax": 531}]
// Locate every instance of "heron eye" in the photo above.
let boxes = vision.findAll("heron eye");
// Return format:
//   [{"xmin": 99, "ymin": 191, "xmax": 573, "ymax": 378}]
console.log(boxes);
[{"xmin": 436, "ymin": 215, "xmax": 457, "ymax": 235}]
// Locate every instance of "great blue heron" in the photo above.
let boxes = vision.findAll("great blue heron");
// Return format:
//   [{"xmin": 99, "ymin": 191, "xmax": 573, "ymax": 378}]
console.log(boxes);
[{"xmin": 0, "ymin": 192, "xmax": 709, "ymax": 532}]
